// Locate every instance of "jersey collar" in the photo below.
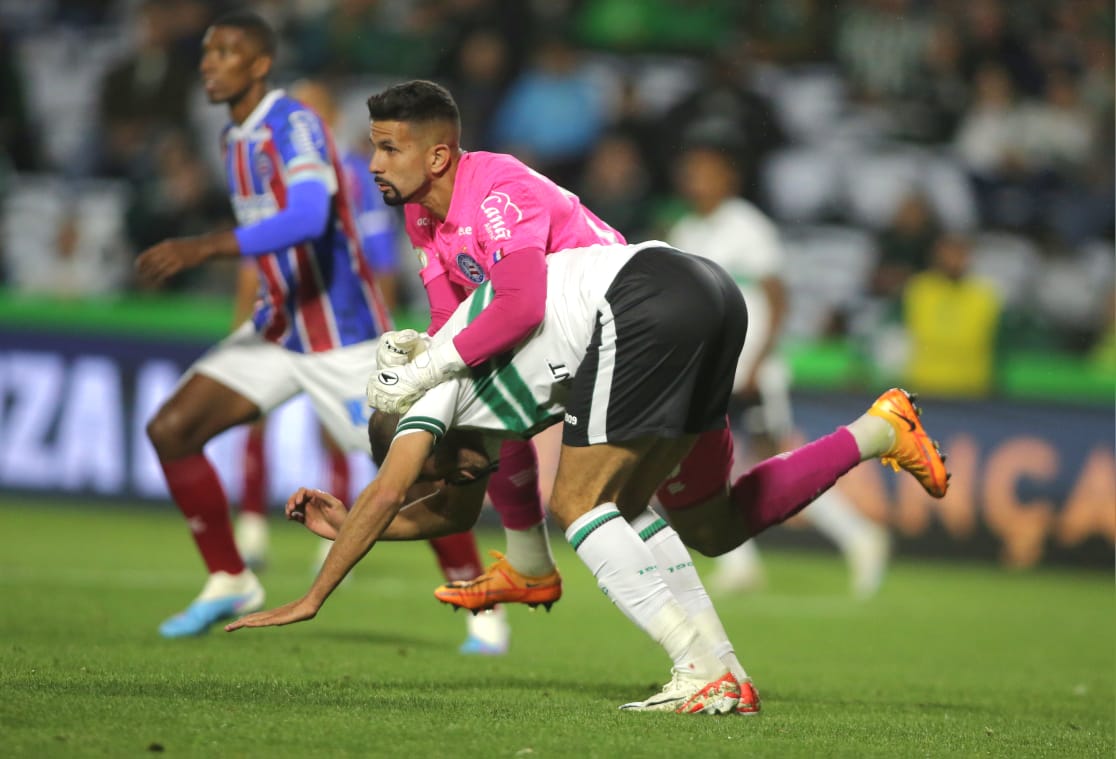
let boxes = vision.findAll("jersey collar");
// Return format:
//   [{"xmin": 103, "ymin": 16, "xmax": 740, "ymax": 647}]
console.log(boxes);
[{"xmin": 228, "ymin": 89, "xmax": 285, "ymax": 138}]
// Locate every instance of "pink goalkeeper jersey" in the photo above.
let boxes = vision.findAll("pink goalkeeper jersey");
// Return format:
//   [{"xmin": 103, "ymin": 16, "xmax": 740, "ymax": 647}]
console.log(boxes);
[{"xmin": 404, "ymin": 152, "xmax": 624, "ymax": 291}]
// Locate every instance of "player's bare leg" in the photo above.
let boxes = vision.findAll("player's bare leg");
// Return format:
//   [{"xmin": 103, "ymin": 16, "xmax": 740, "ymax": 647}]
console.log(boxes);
[
  {"xmin": 551, "ymin": 439, "xmax": 740, "ymax": 715},
  {"xmin": 147, "ymin": 374, "xmax": 266, "ymax": 638}
]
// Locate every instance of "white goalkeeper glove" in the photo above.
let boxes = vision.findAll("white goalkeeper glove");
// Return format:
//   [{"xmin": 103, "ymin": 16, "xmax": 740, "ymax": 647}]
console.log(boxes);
[
  {"xmin": 366, "ymin": 338, "xmax": 467, "ymax": 414},
  {"xmin": 375, "ymin": 329, "xmax": 429, "ymax": 368}
]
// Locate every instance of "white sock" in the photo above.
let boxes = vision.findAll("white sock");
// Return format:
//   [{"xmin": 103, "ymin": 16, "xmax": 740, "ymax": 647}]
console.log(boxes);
[
  {"xmin": 631, "ymin": 509, "xmax": 748, "ymax": 682},
  {"xmin": 466, "ymin": 604, "xmax": 509, "ymax": 647},
  {"xmin": 804, "ymin": 488, "xmax": 876, "ymax": 553},
  {"xmin": 846, "ymin": 414, "xmax": 895, "ymax": 459},
  {"xmin": 502, "ymin": 521, "xmax": 556, "ymax": 577},
  {"xmin": 567, "ymin": 504, "xmax": 722, "ymax": 679}
]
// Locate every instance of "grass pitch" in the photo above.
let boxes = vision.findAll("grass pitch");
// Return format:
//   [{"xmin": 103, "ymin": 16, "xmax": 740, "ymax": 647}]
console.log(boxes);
[{"xmin": 0, "ymin": 501, "xmax": 1112, "ymax": 758}]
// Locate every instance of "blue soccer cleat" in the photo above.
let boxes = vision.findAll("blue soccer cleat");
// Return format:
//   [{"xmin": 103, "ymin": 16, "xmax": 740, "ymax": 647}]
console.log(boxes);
[{"xmin": 159, "ymin": 571, "xmax": 265, "ymax": 638}]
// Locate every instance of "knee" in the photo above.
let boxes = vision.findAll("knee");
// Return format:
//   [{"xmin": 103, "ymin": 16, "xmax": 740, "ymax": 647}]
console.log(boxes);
[{"xmin": 146, "ymin": 405, "xmax": 200, "ymax": 459}]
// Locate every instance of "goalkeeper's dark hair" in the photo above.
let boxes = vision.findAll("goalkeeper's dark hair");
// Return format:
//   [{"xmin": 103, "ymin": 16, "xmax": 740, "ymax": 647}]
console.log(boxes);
[
  {"xmin": 366, "ymin": 80, "xmax": 461, "ymax": 132},
  {"xmin": 211, "ymin": 9, "xmax": 277, "ymax": 58}
]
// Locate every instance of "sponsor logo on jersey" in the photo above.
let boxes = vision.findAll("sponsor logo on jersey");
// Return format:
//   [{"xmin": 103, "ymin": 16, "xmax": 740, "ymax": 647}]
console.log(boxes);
[
  {"xmin": 456, "ymin": 252, "xmax": 487, "ymax": 284},
  {"xmin": 416, "ymin": 217, "xmax": 431, "ymax": 226},
  {"xmin": 480, "ymin": 191, "xmax": 522, "ymax": 242},
  {"xmin": 457, "ymin": 226, "xmax": 473, "ymax": 235}
]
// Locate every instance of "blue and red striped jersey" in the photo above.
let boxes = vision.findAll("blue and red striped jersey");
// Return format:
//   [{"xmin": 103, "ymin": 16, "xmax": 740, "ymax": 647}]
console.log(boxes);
[{"xmin": 221, "ymin": 89, "xmax": 392, "ymax": 353}]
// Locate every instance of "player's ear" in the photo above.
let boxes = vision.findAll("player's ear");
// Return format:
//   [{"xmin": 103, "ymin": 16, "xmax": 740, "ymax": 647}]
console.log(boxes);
[
  {"xmin": 429, "ymin": 142, "xmax": 451, "ymax": 175},
  {"xmin": 250, "ymin": 53, "xmax": 272, "ymax": 82}
]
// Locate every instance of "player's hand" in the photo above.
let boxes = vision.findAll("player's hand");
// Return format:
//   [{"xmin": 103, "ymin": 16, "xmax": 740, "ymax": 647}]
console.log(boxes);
[
  {"xmin": 135, "ymin": 237, "xmax": 210, "ymax": 286},
  {"xmin": 376, "ymin": 329, "xmax": 428, "ymax": 369},
  {"xmin": 225, "ymin": 597, "xmax": 319, "ymax": 632},
  {"xmin": 285, "ymin": 487, "xmax": 347, "ymax": 540},
  {"xmin": 366, "ymin": 361, "xmax": 427, "ymax": 414}
]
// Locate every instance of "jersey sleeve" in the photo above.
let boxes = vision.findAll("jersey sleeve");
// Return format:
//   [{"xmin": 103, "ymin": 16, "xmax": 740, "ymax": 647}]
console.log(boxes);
[
  {"xmin": 394, "ymin": 382, "xmax": 462, "ymax": 445},
  {"xmin": 272, "ymin": 108, "xmax": 337, "ymax": 193},
  {"xmin": 472, "ymin": 178, "xmax": 551, "ymax": 267}
]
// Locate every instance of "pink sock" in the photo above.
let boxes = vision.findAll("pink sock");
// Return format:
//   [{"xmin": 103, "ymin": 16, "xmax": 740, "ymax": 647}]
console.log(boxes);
[
  {"xmin": 428, "ymin": 532, "xmax": 485, "ymax": 583},
  {"xmin": 656, "ymin": 427, "xmax": 735, "ymax": 509},
  {"xmin": 162, "ymin": 454, "xmax": 244, "ymax": 574},
  {"xmin": 734, "ymin": 427, "xmax": 861, "ymax": 537},
  {"xmin": 327, "ymin": 448, "xmax": 350, "ymax": 504},
  {"xmin": 487, "ymin": 438, "xmax": 545, "ymax": 530},
  {"xmin": 240, "ymin": 425, "xmax": 267, "ymax": 516}
]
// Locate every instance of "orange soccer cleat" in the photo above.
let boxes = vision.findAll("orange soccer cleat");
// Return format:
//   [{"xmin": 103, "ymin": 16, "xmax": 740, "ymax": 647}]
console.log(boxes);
[
  {"xmin": 868, "ymin": 388, "xmax": 950, "ymax": 498},
  {"xmin": 434, "ymin": 551, "xmax": 562, "ymax": 614}
]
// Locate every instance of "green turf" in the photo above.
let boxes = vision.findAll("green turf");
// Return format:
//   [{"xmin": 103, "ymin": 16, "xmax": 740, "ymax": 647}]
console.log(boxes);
[{"xmin": 1, "ymin": 502, "xmax": 1112, "ymax": 758}]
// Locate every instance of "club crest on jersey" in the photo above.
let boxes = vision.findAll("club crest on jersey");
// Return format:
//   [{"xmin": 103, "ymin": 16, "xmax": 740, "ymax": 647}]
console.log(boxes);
[
  {"xmin": 254, "ymin": 151, "xmax": 273, "ymax": 182},
  {"xmin": 456, "ymin": 252, "xmax": 487, "ymax": 284},
  {"xmin": 480, "ymin": 192, "xmax": 522, "ymax": 242}
]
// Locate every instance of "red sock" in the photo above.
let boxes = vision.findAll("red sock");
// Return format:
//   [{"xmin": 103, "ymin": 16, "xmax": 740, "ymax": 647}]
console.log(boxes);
[
  {"xmin": 428, "ymin": 532, "xmax": 484, "ymax": 583},
  {"xmin": 487, "ymin": 438, "xmax": 545, "ymax": 530},
  {"xmin": 733, "ymin": 427, "xmax": 861, "ymax": 537},
  {"xmin": 240, "ymin": 424, "xmax": 267, "ymax": 516},
  {"xmin": 162, "ymin": 453, "xmax": 244, "ymax": 574},
  {"xmin": 327, "ymin": 448, "xmax": 350, "ymax": 503},
  {"xmin": 656, "ymin": 426, "xmax": 735, "ymax": 509}
]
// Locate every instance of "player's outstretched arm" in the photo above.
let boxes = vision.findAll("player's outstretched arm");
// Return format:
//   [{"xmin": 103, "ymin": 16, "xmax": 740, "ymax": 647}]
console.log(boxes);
[
  {"xmin": 135, "ymin": 230, "xmax": 239, "ymax": 287},
  {"xmin": 226, "ymin": 432, "xmax": 434, "ymax": 632}
]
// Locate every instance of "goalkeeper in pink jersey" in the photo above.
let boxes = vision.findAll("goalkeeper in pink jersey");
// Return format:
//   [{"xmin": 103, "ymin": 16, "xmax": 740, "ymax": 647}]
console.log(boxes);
[{"xmin": 362, "ymin": 80, "xmax": 625, "ymax": 612}]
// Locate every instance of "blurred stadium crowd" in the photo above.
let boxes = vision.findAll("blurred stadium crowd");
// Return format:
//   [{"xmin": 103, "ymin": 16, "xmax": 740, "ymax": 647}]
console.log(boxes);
[{"xmin": 0, "ymin": 0, "xmax": 1113, "ymax": 392}]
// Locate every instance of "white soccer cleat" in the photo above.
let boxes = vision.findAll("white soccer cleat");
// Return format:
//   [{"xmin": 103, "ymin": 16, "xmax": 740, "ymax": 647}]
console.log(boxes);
[
  {"xmin": 619, "ymin": 670, "xmax": 741, "ymax": 715},
  {"xmin": 234, "ymin": 512, "xmax": 269, "ymax": 572},
  {"xmin": 849, "ymin": 523, "xmax": 891, "ymax": 600},
  {"xmin": 159, "ymin": 570, "xmax": 265, "ymax": 638},
  {"xmin": 460, "ymin": 605, "xmax": 509, "ymax": 655}
]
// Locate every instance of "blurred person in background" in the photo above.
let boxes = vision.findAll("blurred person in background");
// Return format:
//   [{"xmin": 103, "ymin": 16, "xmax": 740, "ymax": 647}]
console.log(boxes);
[
  {"xmin": 125, "ymin": 128, "xmax": 233, "ymax": 293},
  {"xmin": 134, "ymin": 12, "xmax": 504, "ymax": 652},
  {"xmin": 10, "ymin": 201, "xmax": 128, "ymax": 297},
  {"xmin": 574, "ymin": 130, "xmax": 654, "ymax": 242},
  {"xmin": 94, "ymin": 0, "xmax": 199, "ymax": 178},
  {"xmin": 869, "ymin": 191, "xmax": 941, "ymax": 308},
  {"xmin": 667, "ymin": 122, "xmax": 890, "ymax": 599},
  {"xmin": 487, "ymin": 30, "xmax": 607, "ymax": 188},
  {"xmin": 0, "ymin": 24, "xmax": 39, "ymax": 173},
  {"xmin": 231, "ymin": 78, "xmax": 404, "ymax": 574},
  {"xmin": 654, "ymin": 42, "xmax": 784, "ymax": 211},
  {"xmin": 902, "ymin": 233, "xmax": 1002, "ymax": 397},
  {"xmin": 953, "ymin": 63, "xmax": 1032, "ymax": 231},
  {"xmin": 435, "ymin": 27, "xmax": 514, "ymax": 153}
]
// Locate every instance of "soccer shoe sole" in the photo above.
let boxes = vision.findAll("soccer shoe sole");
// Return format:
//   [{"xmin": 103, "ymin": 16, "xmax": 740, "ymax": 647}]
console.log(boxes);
[
  {"xmin": 158, "ymin": 587, "xmax": 265, "ymax": 638},
  {"xmin": 868, "ymin": 387, "xmax": 950, "ymax": 498}
]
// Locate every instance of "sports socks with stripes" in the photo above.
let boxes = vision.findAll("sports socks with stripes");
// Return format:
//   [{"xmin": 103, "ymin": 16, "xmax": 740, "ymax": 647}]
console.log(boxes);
[
  {"xmin": 566, "ymin": 503, "xmax": 724, "ymax": 680},
  {"xmin": 629, "ymin": 508, "xmax": 748, "ymax": 683}
]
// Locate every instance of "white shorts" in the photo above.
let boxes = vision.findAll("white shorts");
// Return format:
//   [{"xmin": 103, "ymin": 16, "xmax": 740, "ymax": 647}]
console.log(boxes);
[{"xmin": 188, "ymin": 322, "xmax": 378, "ymax": 454}]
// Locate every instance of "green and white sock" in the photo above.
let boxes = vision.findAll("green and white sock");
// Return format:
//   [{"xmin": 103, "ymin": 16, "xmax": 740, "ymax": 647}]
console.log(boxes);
[
  {"xmin": 631, "ymin": 508, "xmax": 748, "ymax": 682},
  {"xmin": 566, "ymin": 503, "xmax": 722, "ymax": 679}
]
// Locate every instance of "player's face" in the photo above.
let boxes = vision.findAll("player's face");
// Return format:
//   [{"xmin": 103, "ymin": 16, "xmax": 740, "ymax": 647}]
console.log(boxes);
[
  {"xmin": 199, "ymin": 26, "xmax": 262, "ymax": 105},
  {"xmin": 416, "ymin": 448, "xmax": 497, "ymax": 487},
  {"xmin": 367, "ymin": 120, "xmax": 434, "ymax": 206}
]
